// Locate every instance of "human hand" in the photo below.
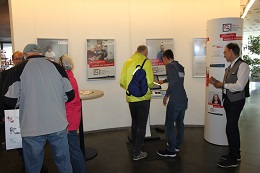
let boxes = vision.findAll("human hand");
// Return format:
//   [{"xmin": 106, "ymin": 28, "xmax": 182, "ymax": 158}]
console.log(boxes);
[
  {"xmin": 163, "ymin": 96, "xmax": 168, "ymax": 106},
  {"xmin": 209, "ymin": 76, "xmax": 219, "ymax": 84},
  {"xmin": 158, "ymin": 80, "xmax": 164, "ymax": 85},
  {"xmin": 213, "ymin": 81, "xmax": 224, "ymax": 89}
]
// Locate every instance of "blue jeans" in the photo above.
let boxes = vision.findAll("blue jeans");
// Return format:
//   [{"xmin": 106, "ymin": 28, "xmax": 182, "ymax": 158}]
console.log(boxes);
[
  {"xmin": 129, "ymin": 100, "xmax": 150, "ymax": 156},
  {"xmin": 67, "ymin": 131, "xmax": 87, "ymax": 173},
  {"xmin": 165, "ymin": 103, "xmax": 187, "ymax": 152},
  {"xmin": 22, "ymin": 129, "xmax": 72, "ymax": 173}
]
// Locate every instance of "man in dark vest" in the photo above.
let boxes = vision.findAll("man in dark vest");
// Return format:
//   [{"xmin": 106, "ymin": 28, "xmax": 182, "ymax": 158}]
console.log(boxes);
[{"xmin": 210, "ymin": 43, "xmax": 250, "ymax": 168}]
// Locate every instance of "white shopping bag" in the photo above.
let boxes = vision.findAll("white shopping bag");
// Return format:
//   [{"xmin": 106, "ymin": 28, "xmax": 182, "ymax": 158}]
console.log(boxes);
[{"xmin": 4, "ymin": 109, "xmax": 22, "ymax": 150}]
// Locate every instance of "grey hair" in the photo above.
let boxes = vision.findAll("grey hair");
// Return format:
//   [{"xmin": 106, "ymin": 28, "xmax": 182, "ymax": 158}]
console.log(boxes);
[
  {"xmin": 136, "ymin": 45, "xmax": 147, "ymax": 54},
  {"xmin": 58, "ymin": 54, "xmax": 74, "ymax": 70}
]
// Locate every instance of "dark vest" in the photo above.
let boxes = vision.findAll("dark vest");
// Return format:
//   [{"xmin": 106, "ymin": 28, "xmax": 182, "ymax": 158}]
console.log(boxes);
[{"xmin": 223, "ymin": 58, "xmax": 249, "ymax": 102}]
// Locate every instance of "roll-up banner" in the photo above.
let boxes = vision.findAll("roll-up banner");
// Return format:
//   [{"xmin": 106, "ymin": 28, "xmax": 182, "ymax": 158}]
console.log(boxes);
[{"xmin": 204, "ymin": 18, "xmax": 243, "ymax": 146}]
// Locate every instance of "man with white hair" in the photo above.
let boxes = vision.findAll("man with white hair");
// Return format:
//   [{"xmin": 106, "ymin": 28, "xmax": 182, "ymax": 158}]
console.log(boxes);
[{"xmin": 2, "ymin": 44, "xmax": 75, "ymax": 173}]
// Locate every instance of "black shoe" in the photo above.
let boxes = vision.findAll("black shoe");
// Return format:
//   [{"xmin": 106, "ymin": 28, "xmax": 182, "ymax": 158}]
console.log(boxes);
[
  {"xmin": 217, "ymin": 159, "xmax": 238, "ymax": 168},
  {"xmin": 40, "ymin": 164, "xmax": 48, "ymax": 173},
  {"xmin": 157, "ymin": 149, "xmax": 176, "ymax": 157},
  {"xmin": 220, "ymin": 154, "xmax": 241, "ymax": 161}
]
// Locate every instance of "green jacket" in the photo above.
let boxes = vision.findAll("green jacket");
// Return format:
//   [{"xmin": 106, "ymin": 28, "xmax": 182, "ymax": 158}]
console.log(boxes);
[{"xmin": 120, "ymin": 52, "xmax": 154, "ymax": 102}]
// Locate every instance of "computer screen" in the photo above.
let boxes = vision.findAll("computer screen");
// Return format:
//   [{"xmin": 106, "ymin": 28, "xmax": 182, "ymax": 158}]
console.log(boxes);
[{"xmin": 151, "ymin": 74, "xmax": 161, "ymax": 90}]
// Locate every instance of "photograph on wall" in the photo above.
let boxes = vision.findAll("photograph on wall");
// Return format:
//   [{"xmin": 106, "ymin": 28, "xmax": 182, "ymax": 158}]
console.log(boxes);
[
  {"xmin": 86, "ymin": 39, "xmax": 115, "ymax": 80},
  {"xmin": 37, "ymin": 38, "xmax": 68, "ymax": 62},
  {"xmin": 193, "ymin": 38, "xmax": 207, "ymax": 77},
  {"xmin": 207, "ymin": 91, "xmax": 224, "ymax": 116},
  {"xmin": 146, "ymin": 39, "xmax": 174, "ymax": 75}
]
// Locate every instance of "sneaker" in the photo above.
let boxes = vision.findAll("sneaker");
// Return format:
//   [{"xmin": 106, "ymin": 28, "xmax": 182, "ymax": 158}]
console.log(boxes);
[
  {"xmin": 217, "ymin": 159, "xmax": 238, "ymax": 168},
  {"xmin": 157, "ymin": 149, "xmax": 176, "ymax": 157},
  {"xmin": 166, "ymin": 143, "xmax": 180, "ymax": 152},
  {"xmin": 220, "ymin": 154, "xmax": 241, "ymax": 161},
  {"xmin": 133, "ymin": 151, "xmax": 147, "ymax": 161}
]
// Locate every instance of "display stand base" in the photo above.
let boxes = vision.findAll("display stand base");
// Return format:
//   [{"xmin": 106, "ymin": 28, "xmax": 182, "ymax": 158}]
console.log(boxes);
[{"xmin": 84, "ymin": 147, "xmax": 98, "ymax": 161}]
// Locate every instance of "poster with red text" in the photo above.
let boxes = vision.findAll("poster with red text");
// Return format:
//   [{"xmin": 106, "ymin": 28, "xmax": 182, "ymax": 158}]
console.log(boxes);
[
  {"xmin": 146, "ymin": 39, "xmax": 174, "ymax": 75},
  {"xmin": 86, "ymin": 39, "xmax": 115, "ymax": 80}
]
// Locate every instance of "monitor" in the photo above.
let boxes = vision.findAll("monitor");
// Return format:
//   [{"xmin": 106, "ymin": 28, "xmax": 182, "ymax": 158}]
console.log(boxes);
[{"xmin": 151, "ymin": 74, "xmax": 161, "ymax": 90}]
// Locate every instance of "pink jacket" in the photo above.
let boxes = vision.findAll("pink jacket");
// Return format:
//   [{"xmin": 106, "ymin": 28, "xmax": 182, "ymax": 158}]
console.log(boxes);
[{"xmin": 65, "ymin": 70, "xmax": 81, "ymax": 131}]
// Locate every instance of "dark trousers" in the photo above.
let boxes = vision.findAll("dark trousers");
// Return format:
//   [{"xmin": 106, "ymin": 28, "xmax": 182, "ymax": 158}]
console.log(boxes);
[
  {"xmin": 129, "ymin": 100, "xmax": 150, "ymax": 156},
  {"xmin": 223, "ymin": 97, "xmax": 245, "ymax": 160}
]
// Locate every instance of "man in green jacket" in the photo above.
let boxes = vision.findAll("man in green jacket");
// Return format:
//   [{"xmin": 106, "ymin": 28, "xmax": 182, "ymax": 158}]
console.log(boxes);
[{"xmin": 120, "ymin": 45, "xmax": 154, "ymax": 161}]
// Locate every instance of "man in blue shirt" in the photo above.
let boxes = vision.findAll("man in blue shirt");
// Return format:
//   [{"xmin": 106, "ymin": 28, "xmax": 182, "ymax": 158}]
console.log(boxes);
[{"xmin": 157, "ymin": 45, "xmax": 164, "ymax": 62}]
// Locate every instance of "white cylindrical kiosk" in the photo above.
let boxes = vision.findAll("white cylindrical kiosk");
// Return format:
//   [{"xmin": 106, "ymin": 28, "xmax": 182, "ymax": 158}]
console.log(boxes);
[{"xmin": 204, "ymin": 18, "xmax": 243, "ymax": 146}]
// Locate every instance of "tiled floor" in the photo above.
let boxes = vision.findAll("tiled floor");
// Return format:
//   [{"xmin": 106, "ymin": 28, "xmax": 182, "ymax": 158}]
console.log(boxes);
[{"xmin": 0, "ymin": 82, "xmax": 259, "ymax": 173}]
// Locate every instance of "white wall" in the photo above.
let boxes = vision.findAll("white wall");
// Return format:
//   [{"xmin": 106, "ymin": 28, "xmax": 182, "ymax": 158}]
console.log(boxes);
[{"xmin": 9, "ymin": 0, "xmax": 240, "ymax": 131}]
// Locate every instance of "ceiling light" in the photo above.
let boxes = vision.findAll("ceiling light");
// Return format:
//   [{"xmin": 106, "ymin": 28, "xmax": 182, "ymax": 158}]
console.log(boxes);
[{"xmin": 241, "ymin": 0, "xmax": 255, "ymax": 18}]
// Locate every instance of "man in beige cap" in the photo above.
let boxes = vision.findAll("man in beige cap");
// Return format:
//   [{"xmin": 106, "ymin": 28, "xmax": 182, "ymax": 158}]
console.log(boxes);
[{"xmin": 2, "ymin": 44, "xmax": 75, "ymax": 173}]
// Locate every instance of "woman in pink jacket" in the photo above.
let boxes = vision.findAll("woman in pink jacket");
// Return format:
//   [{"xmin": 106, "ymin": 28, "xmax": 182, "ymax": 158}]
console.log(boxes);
[{"xmin": 58, "ymin": 54, "xmax": 87, "ymax": 173}]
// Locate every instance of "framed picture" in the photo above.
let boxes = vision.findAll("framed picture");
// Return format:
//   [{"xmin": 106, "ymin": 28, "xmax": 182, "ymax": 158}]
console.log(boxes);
[
  {"xmin": 86, "ymin": 39, "xmax": 115, "ymax": 80},
  {"xmin": 193, "ymin": 38, "xmax": 206, "ymax": 77},
  {"xmin": 37, "ymin": 38, "xmax": 68, "ymax": 62},
  {"xmin": 146, "ymin": 39, "xmax": 174, "ymax": 75}
]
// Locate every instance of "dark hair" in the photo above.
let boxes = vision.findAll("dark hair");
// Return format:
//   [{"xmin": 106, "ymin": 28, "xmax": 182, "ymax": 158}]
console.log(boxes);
[
  {"xmin": 212, "ymin": 94, "xmax": 221, "ymax": 105},
  {"xmin": 163, "ymin": 49, "xmax": 174, "ymax": 60},
  {"xmin": 226, "ymin": 43, "xmax": 240, "ymax": 56}
]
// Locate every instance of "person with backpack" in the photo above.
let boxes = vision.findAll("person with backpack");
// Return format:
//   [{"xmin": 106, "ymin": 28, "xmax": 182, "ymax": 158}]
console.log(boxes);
[
  {"xmin": 120, "ymin": 45, "xmax": 154, "ymax": 161},
  {"xmin": 157, "ymin": 49, "xmax": 188, "ymax": 158},
  {"xmin": 210, "ymin": 43, "xmax": 250, "ymax": 168}
]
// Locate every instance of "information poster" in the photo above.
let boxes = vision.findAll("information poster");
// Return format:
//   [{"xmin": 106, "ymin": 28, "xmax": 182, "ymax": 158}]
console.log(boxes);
[
  {"xmin": 86, "ymin": 39, "xmax": 115, "ymax": 80},
  {"xmin": 193, "ymin": 38, "xmax": 206, "ymax": 77},
  {"xmin": 146, "ymin": 39, "xmax": 174, "ymax": 75},
  {"xmin": 37, "ymin": 38, "xmax": 68, "ymax": 62}
]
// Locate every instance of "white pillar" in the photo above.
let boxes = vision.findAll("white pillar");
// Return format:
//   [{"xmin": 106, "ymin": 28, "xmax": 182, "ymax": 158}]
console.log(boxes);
[{"xmin": 204, "ymin": 18, "xmax": 243, "ymax": 146}]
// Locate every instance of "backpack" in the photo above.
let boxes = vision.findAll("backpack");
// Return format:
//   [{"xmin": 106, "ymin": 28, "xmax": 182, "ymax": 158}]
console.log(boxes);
[{"xmin": 126, "ymin": 59, "xmax": 148, "ymax": 97}]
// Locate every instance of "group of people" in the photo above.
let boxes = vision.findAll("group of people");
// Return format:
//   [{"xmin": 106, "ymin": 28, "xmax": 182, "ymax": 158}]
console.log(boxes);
[
  {"xmin": 0, "ymin": 42, "xmax": 249, "ymax": 171},
  {"xmin": 87, "ymin": 44, "xmax": 108, "ymax": 61},
  {"xmin": 0, "ymin": 44, "xmax": 87, "ymax": 173},
  {"xmin": 120, "ymin": 43, "xmax": 249, "ymax": 169}
]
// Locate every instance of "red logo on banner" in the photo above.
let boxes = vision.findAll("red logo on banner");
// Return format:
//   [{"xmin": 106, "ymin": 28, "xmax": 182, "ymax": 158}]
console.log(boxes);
[{"xmin": 220, "ymin": 33, "xmax": 242, "ymax": 41}]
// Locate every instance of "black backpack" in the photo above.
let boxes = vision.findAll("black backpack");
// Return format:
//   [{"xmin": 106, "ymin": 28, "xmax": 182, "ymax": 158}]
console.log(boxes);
[{"xmin": 126, "ymin": 59, "xmax": 148, "ymax": 97}]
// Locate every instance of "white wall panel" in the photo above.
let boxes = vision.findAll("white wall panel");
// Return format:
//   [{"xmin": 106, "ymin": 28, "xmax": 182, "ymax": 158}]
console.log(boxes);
[{"xmin": 9, "ymin": 0, "xmax": 240, "ymax": 131}]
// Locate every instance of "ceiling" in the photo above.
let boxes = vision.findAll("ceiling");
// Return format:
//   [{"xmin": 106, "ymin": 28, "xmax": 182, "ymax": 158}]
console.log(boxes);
[
  {"xmin": 0, "ymin": 0, "xmax": 259, "ymax": 42},
  {"xmin": 242, "ymin": 0, "xmax": 260, "ymax": 32}
]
